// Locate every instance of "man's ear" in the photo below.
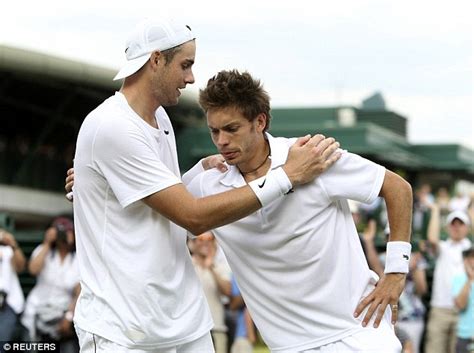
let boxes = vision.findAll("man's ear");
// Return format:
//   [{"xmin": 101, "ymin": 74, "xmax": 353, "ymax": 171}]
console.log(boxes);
[
  {"xmin": 256, "ymin": 113, "xmax": 268, "ymax": 132},
  {"xmin": 150, "ymin": 51, "xmax": 161, "ymax": 67}
]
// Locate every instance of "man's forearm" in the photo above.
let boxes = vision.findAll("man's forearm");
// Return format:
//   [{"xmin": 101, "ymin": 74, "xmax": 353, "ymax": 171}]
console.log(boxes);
[
  {"xmin": 380, "ymin": 170, "xmax": 413, "ymax": 243},
  {"xmin": 454, "ymin": 280, "xmax": 472, "ymax": 310}
]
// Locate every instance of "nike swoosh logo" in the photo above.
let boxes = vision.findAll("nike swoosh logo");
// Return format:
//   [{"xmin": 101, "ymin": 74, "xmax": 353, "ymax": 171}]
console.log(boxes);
[
  {"xmin": 258, "ymin": 179, "xmax": 266, "ymax": 188},
  {"xmin": 403, "ymin": 254, "xmax": 409, "ymax": 260}
]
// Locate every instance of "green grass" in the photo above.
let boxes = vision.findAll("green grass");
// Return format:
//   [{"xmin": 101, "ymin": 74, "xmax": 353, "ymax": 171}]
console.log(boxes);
[{"xmin": 253, "ymin": 344, "xmax": 270, "ymax": 353}]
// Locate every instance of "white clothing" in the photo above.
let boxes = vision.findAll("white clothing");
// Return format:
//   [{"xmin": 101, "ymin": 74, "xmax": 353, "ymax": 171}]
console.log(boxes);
[
  {"xmin": 73, "ymin": 92, "xmax": 212, "ymax": 349},
  {"xmin": 21, "ymin": 245, "xmax": 79, "ymax": 336},
  {"xmin": 301, "ymin": 318, "xmax": 401, "ymax": 353},
  {"xmin": 0, "ymin": 245, "xmax": 25, "ymax": 314},
  {"xmin": 193, "ymin": 259, "xmax": 231, "ymax": 332},
  {"xmin": 76, "ymin": 327, "xmax": 215, "ymax": 353},
  {"xmin": 185, "ymin": 134, "xmax": 387, "ymax": 352},
  {"xmin": 430, "ymin": 238, "xmax": 472, "ymax": 308}
]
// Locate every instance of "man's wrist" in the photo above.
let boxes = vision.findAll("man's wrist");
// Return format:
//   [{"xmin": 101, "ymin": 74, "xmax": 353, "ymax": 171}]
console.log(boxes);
[
  {"xmin": 384, "ymin": 241, "xmax": 412, "ymax": 274},
  {"xmin": 248, "ymin": 167, "xmax": 292, "ymax": 207}
]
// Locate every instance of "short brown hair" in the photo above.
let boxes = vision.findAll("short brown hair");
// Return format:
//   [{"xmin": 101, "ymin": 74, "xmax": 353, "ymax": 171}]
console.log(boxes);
[
  {"xmin": 199, "ymin": 70, "xmax": 271, "ymax": 131},
  {"xmin": 161, "ymin": 46, "xmax": 182, "ymax": 65}
]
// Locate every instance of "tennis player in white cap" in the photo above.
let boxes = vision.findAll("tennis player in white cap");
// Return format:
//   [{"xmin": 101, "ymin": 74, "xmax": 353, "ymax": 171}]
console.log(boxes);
[{"xmin": 71, "ymin": 17, "xmax": 341, "ymax": 352}]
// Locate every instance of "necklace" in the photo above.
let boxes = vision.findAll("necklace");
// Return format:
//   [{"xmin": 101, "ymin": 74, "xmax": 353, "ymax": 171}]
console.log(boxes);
[{"xmin": 239, "ymin": 144, "xmax": 271, "ymax": 175}]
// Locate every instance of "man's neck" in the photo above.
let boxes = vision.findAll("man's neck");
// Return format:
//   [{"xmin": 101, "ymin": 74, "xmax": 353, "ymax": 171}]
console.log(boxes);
[
  {"xmin": 238, "ymin": 138, "xmax": 271, "ymax": 182},
  {"xmin": 121, "ymin": 84, "xmax": 160, "ymax": 128}
]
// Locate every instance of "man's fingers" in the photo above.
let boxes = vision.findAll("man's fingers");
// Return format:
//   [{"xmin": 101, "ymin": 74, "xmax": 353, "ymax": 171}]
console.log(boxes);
[
  {"xmin": 320, "ymin": 140, "xmax": 340, "ymax": 159},
  {"xmin": 217, "ymin": 163, "xmax": 228, "ymax": 173},
  {"xmin": 391, "ymin": 303, "xmax": 399, "ymax": 325},
  {"xmin": 294, "ymin": 134, "xmax": 312, "ymax": 147},
  {"xmin": 354, "ymin": 294, "xmax": 371, "ymax": 318},
  {"xmin": 372, "ymin": 299, "xmax": 389, "ymax": 328},
  {"xmin": 361, "ymin": 300, "xmax": 379, "ymax": 327},
  {"xmin": 307, "ymin": 134, "xmax": 325, "ymax": 147}
]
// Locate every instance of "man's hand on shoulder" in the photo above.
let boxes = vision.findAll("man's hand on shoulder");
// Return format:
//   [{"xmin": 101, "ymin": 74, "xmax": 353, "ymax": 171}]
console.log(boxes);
[
  {"xmin": 283, "ymin": 134, "xmax": 341, "ymax": 186},
  {"xmin": 202, "ymin": 154, "xmax": 228, "ymax": 173}
]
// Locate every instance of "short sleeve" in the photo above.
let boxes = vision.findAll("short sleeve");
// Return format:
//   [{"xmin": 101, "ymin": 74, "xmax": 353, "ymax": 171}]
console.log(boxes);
[
  {"xmin": 318, "ymin": 151, "xmax": 386, "ymax": 204},
  {"xmin": 93, "ymin": 119, "xmax": 182, "ymax": 208},
  {"xmin": 182, "ymin": 160, "xmax": 205, "ymax": 185},
  {"xmin": 186, "ymin": 173, "xmax": 205, "ymax": 198}
]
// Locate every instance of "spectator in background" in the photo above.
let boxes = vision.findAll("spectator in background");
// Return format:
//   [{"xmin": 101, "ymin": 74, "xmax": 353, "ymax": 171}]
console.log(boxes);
[
  {"xmin": 0, "ymin": 228, "xmax": 26, "ymax": 340},
  {"xmin": 413, "ymin": 184, "xmax": 435, "ymax": 238},
  {"xmin": 424, "ymin": 209, "xmax": 472, "ymax": 353},
  {"xmin": 395, "ymin": 325, "xmax": 414, "ymax": 353},
  {"xmin": 452, "ymin": 246, "xmax": 474, "ymax": 353},
  {"xmin": 21, "ymin": 217, "xmax": 80, "ymax": 353},
  {"xmin": 229, "ymin": 276, "xmax": 256, "ymax": 353},
  {"xmin": 191, "ymin": 231, "xmax": 232, "ymax": 353}
]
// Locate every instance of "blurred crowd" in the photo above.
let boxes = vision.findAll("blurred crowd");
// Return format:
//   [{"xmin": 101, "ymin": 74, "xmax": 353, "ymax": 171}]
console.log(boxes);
[
  {"xmin": 0, "ymin": 183, "xmax": 473, "ymax": 353},
  {"xmin": 0, "ymin": 217, "xmax": 79, "ymax": 352}
]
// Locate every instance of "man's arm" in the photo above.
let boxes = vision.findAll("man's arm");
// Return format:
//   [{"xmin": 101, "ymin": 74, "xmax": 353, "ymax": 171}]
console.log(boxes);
[
  {"xmin": 354, "ymin": 170, "xmax": 413, "ymax": 328},
  {"xmin": 426, "ymin": 203, "xmax": 441, "ymax": 253},
  {"xmin": 0, "ymin": 230, "xmax": 26, "ymax": 273},
  {"xmin": 144, "ymin": 135, "xmax": 340, "ymax": 235},
  {"xmin": 454, "ymin": 259, "xmax": 474, "ymax": 310}
]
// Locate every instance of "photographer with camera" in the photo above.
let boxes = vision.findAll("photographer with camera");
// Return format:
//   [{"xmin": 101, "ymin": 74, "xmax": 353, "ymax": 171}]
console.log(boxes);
[
  {"xmin": 21, "ymin": 217, "xmax": 80, "ymax": 353},
  {"xmin": 0, "ymin": 228, "xmax": 26, "ymax": 340}
]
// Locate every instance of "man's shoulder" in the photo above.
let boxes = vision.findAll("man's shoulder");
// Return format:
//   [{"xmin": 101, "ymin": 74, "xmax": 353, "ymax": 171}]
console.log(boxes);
[
  {"xmin": 82, "ymin": 96, "xmax": 125, "ymax": 127},
  {"xmin": 187, "ymin": 168, "xmax": 229, "ymax": 196},
  {"xmin": 195, "ymin": 168, "xmax": 227, "ymax": 183}
]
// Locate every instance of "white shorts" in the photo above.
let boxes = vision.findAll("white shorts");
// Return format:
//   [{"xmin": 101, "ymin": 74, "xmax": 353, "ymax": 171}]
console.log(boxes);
[
  {"xmin": 301, "ymin": 320, "xmax": 402, "ymax": 353},
  {"xmin": 75, "ymin": 327, "xmax": 215, "ymax": 353}
]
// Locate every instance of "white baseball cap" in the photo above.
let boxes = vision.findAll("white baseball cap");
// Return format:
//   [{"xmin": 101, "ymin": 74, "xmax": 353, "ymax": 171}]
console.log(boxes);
[
  {"xmin": 113, "ymin": 18, "xmax": 195, "ymax": 80},
  {"xmin": 446, "ymin": 210, "xmax": 471, "ymax": 226}
]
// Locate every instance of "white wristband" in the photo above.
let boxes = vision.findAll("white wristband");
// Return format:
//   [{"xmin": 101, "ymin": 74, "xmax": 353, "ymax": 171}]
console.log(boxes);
[
  {"xmin": 248, "ymin": 167, "xmax": 293, "ymax": 207},
  {"xmin": 384, "ymin": 241, "xmax": 412, "ymax": 274}
]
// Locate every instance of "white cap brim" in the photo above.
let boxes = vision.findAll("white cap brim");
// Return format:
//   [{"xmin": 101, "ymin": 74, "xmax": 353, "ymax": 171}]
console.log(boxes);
[
  {"xmin": 113, "ymin": 53, "xmax": 151, "ymax": 81},
  {"xmin": 446, "ymin": 211, "xmax": 471, "ymax": 226}
]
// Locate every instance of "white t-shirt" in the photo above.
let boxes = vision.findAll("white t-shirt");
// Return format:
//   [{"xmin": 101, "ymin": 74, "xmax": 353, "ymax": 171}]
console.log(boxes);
[
  {"xmin": 430, "ymin": 238, "xmax": 472, "ymax": 308},
  {"xmin": 21, "ymin": 246, "xmax": 79, "ymax": 335},
  {"xmin": 0, "ymin": 245, "xmax": 25, "ymax": 314},
  {"xmin": 73, "ymin": 92, "xmax": 212, "ymax": 349},
  {"xmin": 186, "ymin": 134, "xmax": 386, "ymax": 352}
]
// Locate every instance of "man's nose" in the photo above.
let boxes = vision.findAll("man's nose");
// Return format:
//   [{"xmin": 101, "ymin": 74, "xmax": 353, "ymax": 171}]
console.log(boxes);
[
  {"xmin": 217, "ymin": 132, "xmax": 229, "ymax": 146},
  {"xmin": 185, "ymin": 69, "xmax": 195, "ymax": 84}
]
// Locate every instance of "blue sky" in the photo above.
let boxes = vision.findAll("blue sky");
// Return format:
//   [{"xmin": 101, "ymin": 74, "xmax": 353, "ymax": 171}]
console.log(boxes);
[{"xmin": 1, "ymin": 0, "xmax": 472, "ymax": 147}]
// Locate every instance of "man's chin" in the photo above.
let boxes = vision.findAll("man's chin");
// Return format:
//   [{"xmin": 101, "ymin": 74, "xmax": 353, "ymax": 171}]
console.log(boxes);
[
  {"xmin": 162, "ymin": 94, "xmax": 181, "ymax": 107},
  {"xmin": 224, "ymin": 158, "xmax": 238, "ymax": 166},
  {"xmin": 162, "ymin": 99, "xmax": 179, "ymax": 107}
]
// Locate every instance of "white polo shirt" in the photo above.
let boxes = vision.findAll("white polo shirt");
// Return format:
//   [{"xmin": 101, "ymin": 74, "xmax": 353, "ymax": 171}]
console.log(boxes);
[
  {"xmin": 186, "ymin": 134, "xmax": 386, "ymax": 352},
  {"xmin": 73, "ymin": 92, "xmax": 212, "ymax": 349}
]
